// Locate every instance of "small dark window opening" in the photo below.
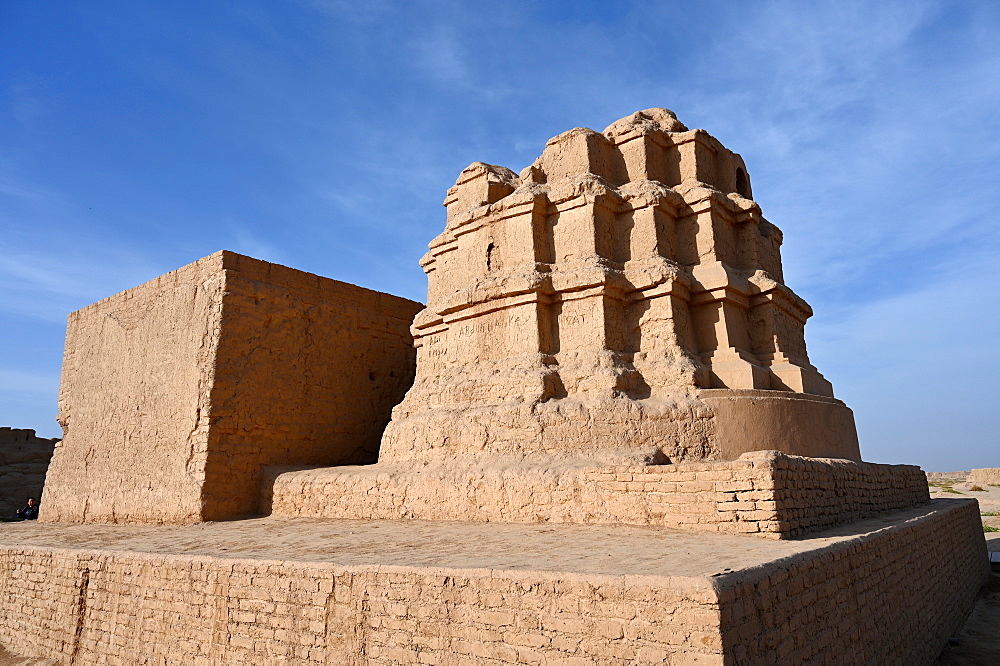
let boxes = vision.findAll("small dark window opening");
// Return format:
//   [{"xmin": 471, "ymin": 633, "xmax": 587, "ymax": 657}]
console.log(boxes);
[
  {"xmin": 735, "ymin": 167, "xmax": 751, "ymax": 198},
  {"xmin": 486, "ymin": 242, "xmax": 495, "ymax": 270}
]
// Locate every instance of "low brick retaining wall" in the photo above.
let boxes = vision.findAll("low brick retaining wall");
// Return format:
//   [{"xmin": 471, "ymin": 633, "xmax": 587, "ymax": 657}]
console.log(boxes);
[
  {"xmin": 0, "ymin": 501, "xmax": 986, "ymax": 665},
  {"xmin": 264, "ymin": 451, "xmax": 929, "ymax": 538},
  {"xmin": 0, "ymin": 552, "xmax": 721, "ymax": 664},
  {"xmin": 716, "ymin": 499, "xmax": 987, "ymax": 664}
]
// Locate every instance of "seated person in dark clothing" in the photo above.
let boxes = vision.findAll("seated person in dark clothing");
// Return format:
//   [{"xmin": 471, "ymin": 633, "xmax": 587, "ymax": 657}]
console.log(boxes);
[{"xmin": 15, "ymin": 497, "xmax": 39, "ymax": 521}]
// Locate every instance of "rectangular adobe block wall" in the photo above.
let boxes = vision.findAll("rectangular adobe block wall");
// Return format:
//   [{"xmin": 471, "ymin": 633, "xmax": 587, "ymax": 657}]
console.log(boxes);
[
  {"xmin": 264, "ymin": 452, "xmax": 929, "ymax": 538},
  {"xmin": 43, "ymin": 251, "xmax": 422, "ymax": 524},
  {"xmin": 0, "ymin": 502, "xmax": 986, "ymax": 665}
]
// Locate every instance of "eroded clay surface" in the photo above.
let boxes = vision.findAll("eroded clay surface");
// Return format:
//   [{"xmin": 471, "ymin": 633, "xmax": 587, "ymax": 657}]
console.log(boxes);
[
  {"xmin": 382, "ymin": 108, "xmax": 855, "ymax": 465},
  {"xmin": 42, "ymin": 252, "xmax": 421, "ymax": 523}
]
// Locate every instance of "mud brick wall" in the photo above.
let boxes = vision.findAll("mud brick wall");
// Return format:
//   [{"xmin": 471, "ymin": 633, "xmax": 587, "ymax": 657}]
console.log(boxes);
[
  {"xmin": 43, "ymin": 251, "xmax": 421, "ymax": 524},
  {"xmin": 969, "ymin": 468, "xmax": 1000, "ymax": 485},
  {"xmin": 0, "ymin": 501, "xmax": 986, "ymax": 665},
  {"xmin": 264, "ymin": 451, "xmax": 929, "ymax": 539},
  {"xmin": 746, "ymin": 451, "xmax": 930, "ymax": 536},
  {"xmin": 715, "ymin": 499, "xmax": 989, "ymax": 665},
  {"xmin": 0, "ymin": 549, "xmax": 724, "ymax": 665},
  {"xmin": 198, "ymin": 252, "xmax": 422, "ymax": 520},
  {"xmin": 43, "ymin": 255, "xmax": 232, "ymax": 524},
  {"xmin": 0, "ymin": 428, "xmax": 56, "ymax": 519}
]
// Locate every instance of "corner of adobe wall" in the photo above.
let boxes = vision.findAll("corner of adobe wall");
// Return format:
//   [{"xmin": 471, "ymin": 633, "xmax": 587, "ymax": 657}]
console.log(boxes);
[
  {"xmin": 42, "ymin": 250, "xmax": 422, "ymax": 524},
  {"xmin": 42, "ymin": 253, "xmax": 227, "ymax": 524}
]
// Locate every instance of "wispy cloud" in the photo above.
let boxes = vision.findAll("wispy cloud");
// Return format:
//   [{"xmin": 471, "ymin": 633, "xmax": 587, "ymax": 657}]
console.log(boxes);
[
  {"xmin": 0, "ymin": 243, "xmax": 162, "ymax": 323},
  {"xmin": 0, "ymin": 369, "xmax": 59, "ymax": 396},
  {"xmin": 409, "ymin": 23, "xmax": 472, "ymax": 90},
  {"xmin": 655, "ymin": 1, "xmax": 1000, "ymax": 313},
  {"xmin": 6, "ymin": 81, "xmax": 53, "ymax": 131},
  {"xmin": 1, "ymin": 0, "xmax": 997, "ymax": 464},
  {"xmin": 0, "ymin": 177, "xmax": 59, "ymax": 200},
  {"xmin": 305, "ymin": 0, "xmax": 395, "ymax": 23},
  {"xmin": 808, "ymin": 240, "xmax": 1000, "ymax": 469}
]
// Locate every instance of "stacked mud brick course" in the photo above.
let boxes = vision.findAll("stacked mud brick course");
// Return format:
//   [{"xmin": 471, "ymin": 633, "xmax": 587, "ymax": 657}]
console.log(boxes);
[
  {"xmin": 0, "ymin": 428, "xmax": 56, "ymax": 519},
  {"xmin": 0, "ymin": 548, "xmax": 724, "ymax": 665},
  {"xmin": 715, "ymin": 501, "xmax": 986, "ymax": 664},
  {"xmin": 265, "ymin": 451, "xmax": 928, "ymax": 538},
  {"xmin": 0, "ymin": 502, "xmax": 984, "ymax": 665}
]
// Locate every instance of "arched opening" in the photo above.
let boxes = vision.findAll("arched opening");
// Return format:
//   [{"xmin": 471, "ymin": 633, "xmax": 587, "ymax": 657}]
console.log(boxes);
[{"xmin": 735, "ymin": 167, "xmax": 751, "ymax": 198}]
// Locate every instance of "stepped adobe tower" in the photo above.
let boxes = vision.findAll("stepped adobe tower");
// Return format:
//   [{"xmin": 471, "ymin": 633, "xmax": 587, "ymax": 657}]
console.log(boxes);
[{"xmin": 381, "ymin": 108, "xmax": 858, "ymax": 465}]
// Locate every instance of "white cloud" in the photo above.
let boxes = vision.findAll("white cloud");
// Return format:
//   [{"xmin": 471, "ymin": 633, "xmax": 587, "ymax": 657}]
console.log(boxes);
[
  {"xmin": 0, "ymin": 242, "xmax": 163, "ymax": 323},
  {"xmin": 808, "ymin": 240, "xmax": 1000, "ymax": 469}
]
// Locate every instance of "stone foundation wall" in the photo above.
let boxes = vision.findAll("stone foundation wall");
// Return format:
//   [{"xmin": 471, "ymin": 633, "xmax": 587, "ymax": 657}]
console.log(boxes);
[
  {"xmin": 0, "ymin": 501, "xmax": 986, "ymax": 665},
  {"xmin": 264, "ymin": 451, "xmax": 929, "ymax": 538},
  {"xmin": 0, "ymin": 428, "xmax": 56, "ymax": 519}
]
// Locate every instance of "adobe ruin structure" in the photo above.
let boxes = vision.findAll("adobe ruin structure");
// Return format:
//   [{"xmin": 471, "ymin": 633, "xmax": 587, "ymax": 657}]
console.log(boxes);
[
  {"xmin": 0, "ymin": 109, "xmax": 988, "ymax": 664},
  {"xmin": 41, "ymin": 252, "xmax": 421, "ymax": 523},
  {"xmin": 382, "ymin": 108, "xmax": 854, "ymax": 467},
  {"xmin": 969, "ymin": 468, "xmax": 1000, "ymax": 485}
]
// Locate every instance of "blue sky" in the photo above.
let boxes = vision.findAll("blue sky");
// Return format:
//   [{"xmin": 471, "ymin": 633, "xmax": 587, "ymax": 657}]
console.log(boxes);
[{"xmin": 2, "ymin": 1, "xmax": 998, "ymax": 471}]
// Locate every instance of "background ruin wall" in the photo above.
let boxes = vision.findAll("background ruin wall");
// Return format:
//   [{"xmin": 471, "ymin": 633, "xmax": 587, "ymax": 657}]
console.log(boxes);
[
  {"xmin": 0, "ymin": 428, "xmax": 56, "ymax": 519},
  {"xmin": 969, "ymin": 468, "xmax": 1000, "ymax": 485}
]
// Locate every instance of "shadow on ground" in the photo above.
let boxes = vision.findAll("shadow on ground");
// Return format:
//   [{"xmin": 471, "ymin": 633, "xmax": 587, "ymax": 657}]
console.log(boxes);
[
  {"xmin": 0, "ymin": 644, "xmax": 55, "ymax": 666},
  {"xmin": 936, "ymin": 534, "xmax": 1000, "ymax": 665}
]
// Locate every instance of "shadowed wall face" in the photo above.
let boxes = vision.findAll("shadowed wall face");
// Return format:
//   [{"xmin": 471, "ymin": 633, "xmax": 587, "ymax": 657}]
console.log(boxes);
[
  {"xmin": 42, "ymin": 251, "xmax": 421, "ymax": 524},
  {"xmin": 0, "ymin": 428, "xmax": 56, "ymax": 519}
]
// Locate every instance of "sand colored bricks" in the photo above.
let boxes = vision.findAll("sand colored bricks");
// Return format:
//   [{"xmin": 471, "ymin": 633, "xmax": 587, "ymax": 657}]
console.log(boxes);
[
  {"xmin": 41, "ymin": 251, "xmax": 421, "ymax": 524},
  {"xmin": 264, "ymin": 451, "xmax": 928, "ymax": 539},
  {"xmin": 0, "ymin": 428, "xmax": 57, "ymax": 519},
  {"xmin": 381, "ymin": 108, "xmax": 857, "ymax": 466},
  {"xmin": 0, "ymin": 501, "xmax": 988, "ymax": 665},
  {"xmin": 969, "ymin": 468, "xmax": 1000, "ymax": 485}
]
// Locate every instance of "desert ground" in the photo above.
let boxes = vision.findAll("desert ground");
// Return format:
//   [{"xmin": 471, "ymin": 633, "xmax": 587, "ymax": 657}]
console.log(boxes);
[{"xmin": 929, "ymin": 475, "xmax": 1000, "ymax": 665}]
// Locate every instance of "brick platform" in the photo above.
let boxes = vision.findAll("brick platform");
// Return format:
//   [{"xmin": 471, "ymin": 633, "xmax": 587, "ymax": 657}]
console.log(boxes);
[
  {"xmin": 0, "ymin": 500, "xmax": 986, "ymax": 665},
  {"xmin": 263, "ymin": 451, "xmax": 929, "ymax": 539}
]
